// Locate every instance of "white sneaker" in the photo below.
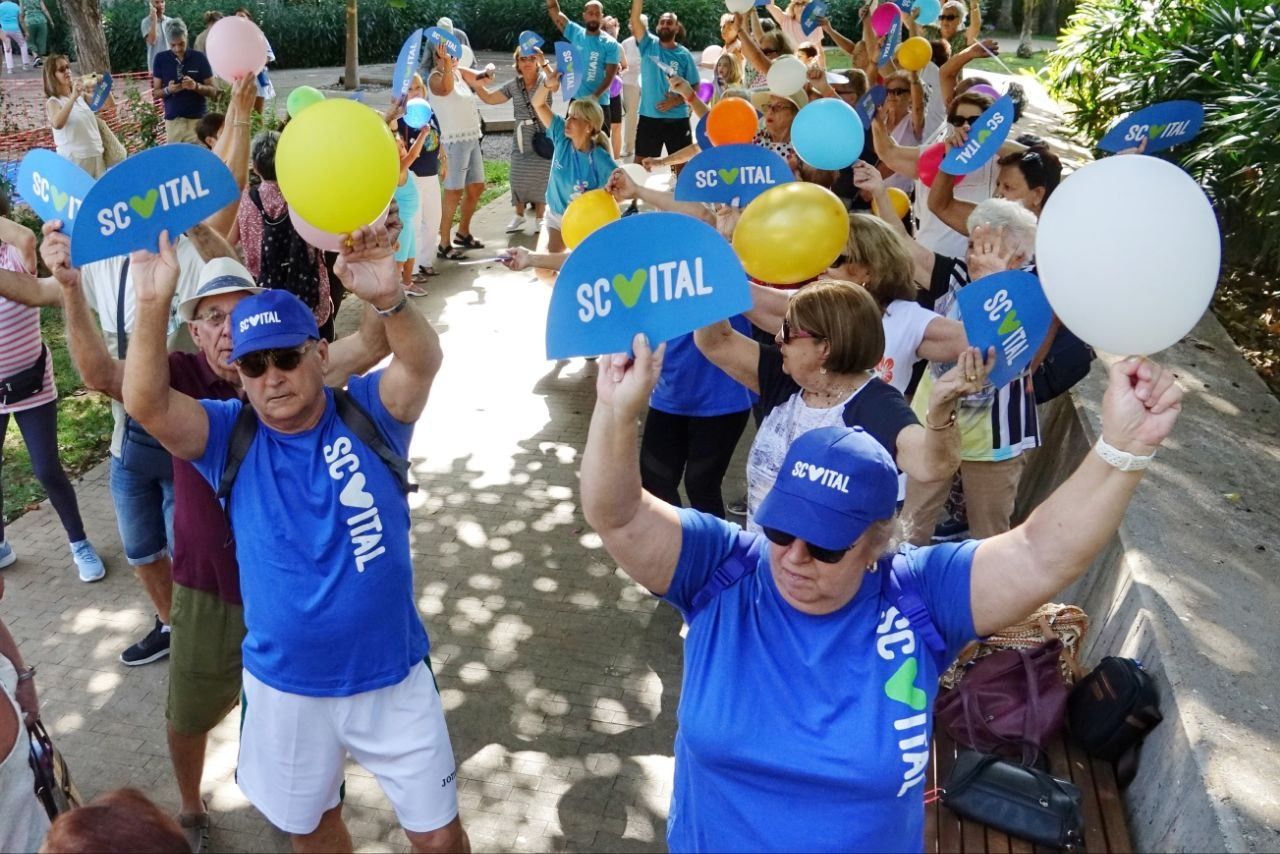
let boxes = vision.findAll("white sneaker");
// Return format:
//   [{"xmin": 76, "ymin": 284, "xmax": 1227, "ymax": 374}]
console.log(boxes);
[
  {"xmin": 505, "ymin": 215, "xmax": 525, "ymax": 233},
  {"xmin": 535, "ymin": 218, "xmax": 545, "ymax": 233}
]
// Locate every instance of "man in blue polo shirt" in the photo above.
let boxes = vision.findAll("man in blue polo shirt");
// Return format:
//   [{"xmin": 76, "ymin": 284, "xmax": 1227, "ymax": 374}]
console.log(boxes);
[
  {"xmin": 120, "ymin": 222, "xmax": 466, "ymax": 853},
  {"xmin": 547, "ymin": 0, "xmax": 621, "ymax": 128},
  {"xmin": 628, "ymin": 0, "xmax": 700, "ymax": 163}
]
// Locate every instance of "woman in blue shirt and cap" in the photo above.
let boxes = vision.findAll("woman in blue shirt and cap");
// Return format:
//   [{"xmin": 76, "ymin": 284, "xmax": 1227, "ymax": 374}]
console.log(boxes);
[{"xmin": 579, "ymin": 332, "xmax": 1183, "ymax": 852}]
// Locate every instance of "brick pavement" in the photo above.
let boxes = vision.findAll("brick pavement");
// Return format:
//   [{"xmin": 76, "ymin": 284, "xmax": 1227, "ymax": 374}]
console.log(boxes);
[{"xmin": 1, "ymin": 198, "xmax": 751, "ymax": 852}]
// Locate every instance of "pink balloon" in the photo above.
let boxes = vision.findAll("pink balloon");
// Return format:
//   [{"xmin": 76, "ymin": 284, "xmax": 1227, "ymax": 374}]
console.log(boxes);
[
  {"xmin": 871, "ymin": 3, "xmax": 901, "ymax": 37},
  {"xmin": 206, "ymin": 17, "xmax": 269, "ymax": 83},
  {"xmin": 289, "ymin": 205, "xmax": 390, "ymax": 252},
  {"xmin": 917, "ymin": 142, "xmax": 965, "ymax": 189}
]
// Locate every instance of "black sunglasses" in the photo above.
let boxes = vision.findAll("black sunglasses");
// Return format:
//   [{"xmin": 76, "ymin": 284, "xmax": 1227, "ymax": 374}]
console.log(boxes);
[
  {"xmin": 763, "ymin": 527, "xmax": 851, "ymax": 564},
  {"xmin": 886, "ymin": 87, "xmax": 910, "ymax": 96},
  {"xmin": 948, "ymin": 114, "xmax": 978, "ymax": 128},
  {"xmin": 938, "ymin": 13, "xmax": 960, "ymax": 20},
  {"xmin": 237, "ymin": 341, "xmax": 316, "ymax": 379},
  {"xmin": 781, "ymin": 316, "xmax": 825, "ymax": 344}
]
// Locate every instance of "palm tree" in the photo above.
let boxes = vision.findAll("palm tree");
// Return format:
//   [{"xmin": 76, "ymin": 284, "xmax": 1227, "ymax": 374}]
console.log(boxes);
[
  {"xmin": 345, "ymin": 0, "xmax": 360, "ymax": 89},
  {"xmin": 1017, "ymin": 0, "xmax": 1040, "ymax": 57}
]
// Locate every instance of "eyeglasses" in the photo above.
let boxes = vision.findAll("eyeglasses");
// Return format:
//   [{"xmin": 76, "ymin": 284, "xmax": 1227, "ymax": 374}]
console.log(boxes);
[
  {"xmin": 938, "ymin": 13, "xmax": 961, "ymax": 20},
  {"xmin": 948, "ymin": 113, "xmax": 979, "ymax": 127},
  {"xmin": 195, "ymin": 308, "xmax": 230, "ymax": 327},
  {"xmin": 762, "ymin": 47, "xmax": 780, "ymax": 56},
  {"xmin": 236, "ymin": 341, "xmax": 316, "ymax": 379},
  {"xmin": 886, "ymin": 87, "xmax": 910, "ymax": 96},
  {"xmin": 762, "ymin": 526, "xmax": 851, "ymax": 565},
  {"xmin": 833, "ymin": 253, "xmax": 850, "ymax": 268},
  {"xmin": 781, "ymin": 317, "xmax": 824, "ymax": 344}
]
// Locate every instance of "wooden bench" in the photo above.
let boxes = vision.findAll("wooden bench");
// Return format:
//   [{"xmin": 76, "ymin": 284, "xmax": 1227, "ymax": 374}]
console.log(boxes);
[{"xmin": 924, "ymin": 728, "xmax": 1133, "ymax": 853}]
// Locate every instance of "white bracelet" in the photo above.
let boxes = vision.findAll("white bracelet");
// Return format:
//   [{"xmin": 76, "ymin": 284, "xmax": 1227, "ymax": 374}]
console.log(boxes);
[{"xmin": 1094, "ymin": 437, "xmax": 1155, "ymax": 472}]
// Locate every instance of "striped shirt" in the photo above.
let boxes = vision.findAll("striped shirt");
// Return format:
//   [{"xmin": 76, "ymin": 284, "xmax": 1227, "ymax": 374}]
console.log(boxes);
[
  {"xmin": 0, "ymin": 244, "xmax": 55, "ymax": 414},
  {"xmin": 912, "ymin": 254, "xmax": 1040, "ymax": 461}
]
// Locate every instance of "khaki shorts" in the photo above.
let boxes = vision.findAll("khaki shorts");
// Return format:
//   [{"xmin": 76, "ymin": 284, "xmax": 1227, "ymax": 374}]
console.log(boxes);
[
  {"xmin": 165, "ymin": 116, "xmax": 201, "ymax": 145},
  {"xmin": 167, "ymin": 584, "xmax": 245, "ymax": 734}
]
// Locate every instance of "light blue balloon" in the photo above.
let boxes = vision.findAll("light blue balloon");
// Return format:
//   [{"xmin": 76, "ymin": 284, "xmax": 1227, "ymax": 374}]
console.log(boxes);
[
  {"xmin": 915, "ymin": 0, "xmax": 942, "ymax": 26},
  {"xmin": 405, "ymin": 98, "xmax": 434, "ymax": 129},
  {"xmin": 792, "ymin": 98, "xmax": 864, "ymax": 171}
]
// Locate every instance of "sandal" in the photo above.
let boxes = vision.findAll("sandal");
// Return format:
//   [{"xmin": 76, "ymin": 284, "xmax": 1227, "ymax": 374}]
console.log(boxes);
[
  {"xmin": 437, "ymin": 244, "xmax": 466, "ymax": 260},
  {"xmin": 178, "ymin": 804, "xmax": 210, "ymax": 854},
  {"xmin": 418, "ymin": 264, "xmax": 439, "ymax": 277},
  {"xmin": 452, "ymin": 233, "xmax": 485, "ymax": 249}
]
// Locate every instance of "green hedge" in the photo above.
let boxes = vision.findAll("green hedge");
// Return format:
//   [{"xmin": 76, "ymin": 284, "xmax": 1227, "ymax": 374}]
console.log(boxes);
[{"xmin": 102, "ymin": 0, "xmax": 871, "ymax": 72}]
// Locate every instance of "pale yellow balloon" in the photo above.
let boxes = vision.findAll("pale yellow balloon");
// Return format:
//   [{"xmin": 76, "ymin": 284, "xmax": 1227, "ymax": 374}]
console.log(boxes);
[
  {"xmin": 896, "ymin": 36, "xmax": 932, "ymax": 72},
  {"xmin": 732, "ymin": 183, "xmax": 848, "ymax": 285},
  {"xmin": 562, "ymin": 189, "xmax": 621, "ymax": 249}
]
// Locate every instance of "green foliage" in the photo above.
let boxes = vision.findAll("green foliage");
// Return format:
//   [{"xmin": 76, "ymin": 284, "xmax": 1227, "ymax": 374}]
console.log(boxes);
[
  {"xmin": 119, "ymin": 83, "xmax": 165, "ymax": 151},
  {"xmin": 1048, "ymin": 0, "xmax": 1280, "ymax": 273}
]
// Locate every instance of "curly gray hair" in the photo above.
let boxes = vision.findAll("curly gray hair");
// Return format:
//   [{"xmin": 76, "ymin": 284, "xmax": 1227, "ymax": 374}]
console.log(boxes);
[{"xmin": 967, "ymin": 197, "xmax": 1038, "ymax": 260}]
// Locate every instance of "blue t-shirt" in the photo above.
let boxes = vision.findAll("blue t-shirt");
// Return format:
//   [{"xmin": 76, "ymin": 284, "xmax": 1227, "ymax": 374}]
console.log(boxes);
[
  {"xmin": 636, "ymin": 31, "xmax": 700, "ymax": 120},
  {"xmin": 0, "ymin": 1, "xmax": 21, "ymax": 31},
  {"xmin": 662, "ymin": 509, "xmax": 979, "ymax": 853},
  {"xmin": 151, "ymin": 49, "xmax": 213, "ymax": 120},
  {"xmin": 563, "ymin": 20, "xmax": 620, "ymax": 105},
  {"xmin": 547, "ymin": 113, "xmax": 618, "ymax": 215},
  {"xmin": 192, "ymin": 372, "xmax": 430, "ymax": 698},
  {"xmin": 650, "ymin": 319, "xmax": 755, "ymax": 418}
]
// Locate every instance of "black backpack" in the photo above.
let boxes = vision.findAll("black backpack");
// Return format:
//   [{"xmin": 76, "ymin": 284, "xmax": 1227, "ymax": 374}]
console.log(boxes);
[
  {"xmin": 1066, "ymin": 657, "xmax": 1163, "ymax": 785},
  {"xmin": 249, "ymin": 186, "xmax": 322, "ymax": 313},
  {"xmin": 216, "ymin": 388, "xmax": 417, "ymax": 504}
]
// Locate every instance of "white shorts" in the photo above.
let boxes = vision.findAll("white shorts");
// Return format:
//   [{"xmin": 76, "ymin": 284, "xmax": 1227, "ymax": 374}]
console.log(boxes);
[
  {"xmin": 238, "ymin": 662, "xmax": 459, "ymax": 835},
  {"xmin": 545, "ymin": 208, "xmax": 563, "ymax": 231}
]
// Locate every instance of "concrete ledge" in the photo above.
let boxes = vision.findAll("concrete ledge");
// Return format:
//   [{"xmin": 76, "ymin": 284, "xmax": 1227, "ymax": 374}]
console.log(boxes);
[{"xmin": 1015, "ymin": 313, "xmax": 1280, "ymax": 852}]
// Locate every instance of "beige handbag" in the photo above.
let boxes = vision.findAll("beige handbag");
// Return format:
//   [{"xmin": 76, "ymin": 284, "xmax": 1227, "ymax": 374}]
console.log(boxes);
[
  {"xmin": 941, "ymin": 603, "xmax": 1090, "ymax": 691},
  {"xmin": 97, "ymin": 116, "xmax": 128, "ymax": 166}
]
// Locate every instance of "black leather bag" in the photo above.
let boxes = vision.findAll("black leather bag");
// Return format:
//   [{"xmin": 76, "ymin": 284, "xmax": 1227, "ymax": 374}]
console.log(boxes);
[
  {"xmin": 1068, "ymin": 657, "xmax": 1162, "ymax": 763},
  {"xmin": 0, "ymin": 346, "xmax": 48, "ymax": 406},
  {"xmin": 1032, "ymin": 324, "xmax": 1095, "ymax": 404},
  {"xmin": 941, "ymin": 750, "xmax": 1084, "ymax": 850},
  {"xmin": 28, "ymin": 719, "xmax": 82, "ymax": 819},
  {"xmin": 531, "ymin": 128, "xmax": 554, "ymax": 159}
]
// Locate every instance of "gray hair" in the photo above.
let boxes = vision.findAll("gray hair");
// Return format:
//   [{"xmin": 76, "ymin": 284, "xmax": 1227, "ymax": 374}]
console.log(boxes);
[
  {"xmin": 967, "ymin": 197, "xmax": 1037, "ymax": 259},
  {"xmin": 943, "ymin": 0, "xmax": 967, "ymax": 18},
  {"xmin": 250, "ymin": 130, "xmax": 280, "ymax": 181},
  {"xmin": 163, "ymin": 17, "xmax": 188, "ymax": 43}
]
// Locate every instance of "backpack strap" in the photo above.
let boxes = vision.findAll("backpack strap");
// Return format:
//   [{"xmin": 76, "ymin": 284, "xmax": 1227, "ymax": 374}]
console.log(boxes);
[
  {"xmin": 882, "ymin": 551, "xmax": 949, "ymax": 670},
  {"xmin": 216, "ymin": 403, "xmax": 260, "ymax": 501},
  {"xmin": 332, "ymin": 388, "xmax": 418, "ymax": 495},
  {"xmin": 688, "ymin": 530, "xmax": 764, "ymax": 616}
]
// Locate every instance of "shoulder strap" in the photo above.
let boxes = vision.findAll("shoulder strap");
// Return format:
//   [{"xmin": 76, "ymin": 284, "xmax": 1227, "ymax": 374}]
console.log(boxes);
[
  {"xmin": 882, "ymin": 552, "xmax": 949, "ymax": 668},
  {"xmin": 688, "ymin": 529, "xmax": 764, "ymax": 615},
  {"xmin": 333, "ymin": 388, "xmax": 418, "ymax": 494},
  {"xmin": 115, "ymin": 257, "xmax": 131, "ymax": 359},
  {"xmin": 216, "ymin": 403, "xmax": 260, "ymax": 501}
]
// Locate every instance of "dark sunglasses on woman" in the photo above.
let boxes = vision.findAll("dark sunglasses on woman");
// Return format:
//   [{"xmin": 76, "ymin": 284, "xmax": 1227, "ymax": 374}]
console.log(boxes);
[
  {"xmin": 237, "ymin": 341, "xmax": 316, "ymax": 379},
  {"xmin": 762, "ymin": 527, "xmax": 852, "ymax": 564},
  {"xmin": 948, "ymin": 114, "xmax": 978, "ymax": 128}
]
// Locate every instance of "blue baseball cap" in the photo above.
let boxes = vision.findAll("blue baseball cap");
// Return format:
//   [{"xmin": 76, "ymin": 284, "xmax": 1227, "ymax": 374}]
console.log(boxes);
[
  {"xmin": 754, "ymin": 426, "xmax": 899, "ymax": 552},
  {"xmin": 228, "ymin": 290, "xmax": 319, "ymax": 363}
]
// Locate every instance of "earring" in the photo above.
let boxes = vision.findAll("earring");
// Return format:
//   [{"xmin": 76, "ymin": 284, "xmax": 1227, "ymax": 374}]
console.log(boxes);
[{"xmin": 820, "ymin": 367, "xmax": 827, "ymax": 375}]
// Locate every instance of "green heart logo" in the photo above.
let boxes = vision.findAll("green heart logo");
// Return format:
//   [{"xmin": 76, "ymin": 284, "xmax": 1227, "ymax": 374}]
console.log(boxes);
[
  {"xmin": 51, "ymin": 187, "xmax": 68, "ymax": 213},
  {"xmin": 717, "ymin": 167, "xmax": 740, "ymax": 186},
  {"xmin": 976, "ymin": 128, "xmax": 991, "ymax": 144},
  {"xmin": 1147, "ymin": 122, "xmax": 1166, "ymax": 140},
  {"xmin": 612, "ymin": 268, "xmax": 647, "ymax": 309},
  {"xmin": 997, "ymin": 310, "xmax": 1021, "ymax": 336},
  {"xmin": 884, "ymin": 657, "xmax": 928, "ymax": 711},
  {"xmin": 129, "ymin": 189, "xmax": 159, "ymax": 219}
]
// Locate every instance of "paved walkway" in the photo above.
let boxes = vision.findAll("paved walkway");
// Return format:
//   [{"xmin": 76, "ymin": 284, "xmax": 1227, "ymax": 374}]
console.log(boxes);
[{"xmin": 2, "ymin": 195, "xmax": 747, "ymax": 852}]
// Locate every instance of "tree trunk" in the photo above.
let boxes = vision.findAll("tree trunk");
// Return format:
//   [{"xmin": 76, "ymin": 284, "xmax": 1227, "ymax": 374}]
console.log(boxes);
[
  {"xmin": 59, "ymin": 0, "xmax": 111, "ymax": 73},
  {"xmin": 996, "ymin": 0, "xmax": 1015, "ymax": 32},
  {"xmin": 344, "ymin": 0, "xmax": 360, "ymax": 89},
  {"xmin": 1039, "ymin": 0, "xmax": 1059, "ymax": 35},
  {"xmin": 1017, "ymin": 0, "xmax": 1039, "ymax": 56}
]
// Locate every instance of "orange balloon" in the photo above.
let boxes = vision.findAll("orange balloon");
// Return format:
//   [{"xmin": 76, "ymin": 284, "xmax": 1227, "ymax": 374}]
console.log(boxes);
[{"xmin": 706, "ymin": 97, "xmax": 757, "ymax": 146}]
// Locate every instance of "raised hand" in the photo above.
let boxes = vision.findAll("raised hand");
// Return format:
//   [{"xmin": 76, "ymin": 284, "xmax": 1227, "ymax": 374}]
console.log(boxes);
[
  {"xmin": 966, "ymin": 223, "xmax": 1026, "ymax": 280},
  {"xmin": 932, "ymin": 346, "xmax": 997, "ymax": 403},
  {"xmin": 606, "ymin": 166, "xmax": 638, "ymax": 199},
  {"xmin": 544, "ymin": 68, "xmax": 562, "ymax": 92},
  {"xmin": 1100, "ymin": 357, "xmax": 1182, "ymax": 455},
  {"xmin": 334, "ymin": 211, "xmax": 402, "ymax": 310},
  {"xmin": 130, "ymin": 230, "xmax": 181, "ymax": 308},
  {"xmin": 231, "ymin": 71, "xmax": 257, "ymax": 114},
  {"xmin": 39, "ymin": 220, "xmax": 80, "ymax": 288},
  {"xmin": 596, "ymin": 333, "xmax": 666, "ymax": 422},
  {"xmin": 851, "ymin": 159, "xmax": 884, "ymax": 193}
]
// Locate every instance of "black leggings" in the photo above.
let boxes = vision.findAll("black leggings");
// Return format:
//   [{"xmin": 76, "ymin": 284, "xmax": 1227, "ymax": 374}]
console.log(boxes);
[
  {"xmin": 640, "ymin": 407, "xmax": 750, "ymax": 519},
  {"xmin": 0, "ymin": 400, "xmax": 86, "ymax": 542}
]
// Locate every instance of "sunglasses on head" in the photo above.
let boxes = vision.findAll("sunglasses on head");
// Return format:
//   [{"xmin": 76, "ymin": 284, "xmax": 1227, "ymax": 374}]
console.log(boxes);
[
  {"xmin": 237, "ymin": 341, "xmax": 316, "ymax": 379},
  {"xmin": 763, "ymin": 527, "xmax": 851, "ymax": 564},
  {"xmin": 781, "ymin": 317, "xmax": 824, "ymax": 344},
  {"xmin": 948, "ymin": 113, "xmax": 978, "ymax": 127},
  {"xmin": 938, "ymin": 12, "xmax": 960, "ymax": 20}
]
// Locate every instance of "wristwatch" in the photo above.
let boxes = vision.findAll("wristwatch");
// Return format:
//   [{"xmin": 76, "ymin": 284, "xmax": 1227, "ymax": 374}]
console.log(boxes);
[{"xmin": 1094, "ymin": 437, "xmax": 1155, "ymax": 471}]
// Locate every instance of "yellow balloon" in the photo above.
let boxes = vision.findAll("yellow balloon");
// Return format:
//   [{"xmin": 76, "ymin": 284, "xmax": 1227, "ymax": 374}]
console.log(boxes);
[
  {"xmin": 732, "ymin": 183, "xmax": 848, "ymax": 285},
  {"xmin": 276, "ymin": 99, "xmax": 400, "ymax": 235},
  {"xmin": 896, "ymin": 36, "xmax": 932, "ymax": 72},
  {"xmin": 872, "ymin": 186, "xmax": 912, "ymax": 220},
  {"xmin": 561, "ymin": 189, "xmax": 621, "ymax": 249}
]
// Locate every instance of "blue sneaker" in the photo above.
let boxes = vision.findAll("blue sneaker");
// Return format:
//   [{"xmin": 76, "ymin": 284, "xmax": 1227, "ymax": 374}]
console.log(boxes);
[
  {"xmin": 0, "ymin": 541, "xmax": 14, "ymax": 570},
  {"xmin": 70, "ymin": 539, "xmax": 105, "ymax": 582}
]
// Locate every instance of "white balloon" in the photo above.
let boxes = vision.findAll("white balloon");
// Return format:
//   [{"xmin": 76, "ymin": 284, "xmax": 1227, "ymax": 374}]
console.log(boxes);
[
  {"xmin": 725, "ymin": 0, "xmax": 754, "ymax": 14},
  {"xmin": 1035, "ymin": 156, "xmax": 1221, "ymax": 356},
  {"xmin": 700, "ymin": 44, "xmax": 724, "ymax": 68},
  {"xmin": 766, "ymin": 55, "xmax": 807, "ymax": 96},
  {"xmin": 459, "ymin": 43, "xmax": 475, "ymax": 69},
  {"xmin": 622, "ymin": 163, "xmax": 649, "ymax": 186}
]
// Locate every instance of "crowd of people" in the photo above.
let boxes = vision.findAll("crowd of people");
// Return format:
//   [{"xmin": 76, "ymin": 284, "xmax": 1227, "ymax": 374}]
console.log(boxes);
[{"xmin": 0, "ymin": 0, "xmax": 1192, "ymax": 852}]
